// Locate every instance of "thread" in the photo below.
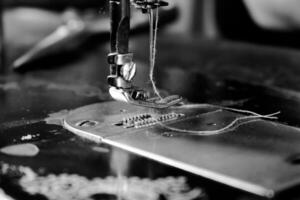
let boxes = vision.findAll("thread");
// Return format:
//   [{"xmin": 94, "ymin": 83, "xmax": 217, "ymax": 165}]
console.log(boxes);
[
  {"xmin": 147, "ymin": 8, "xmax": 280, "ymax": 135},
  {"xmin": 149, "ymin": 8, "xmax": 163, "ymax": 99},
  {"xmin": 154, "ymin": 108, "xmax": 280, "ymax": 136}
]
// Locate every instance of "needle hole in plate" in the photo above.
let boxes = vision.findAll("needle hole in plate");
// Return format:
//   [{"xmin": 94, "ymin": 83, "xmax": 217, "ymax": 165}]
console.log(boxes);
[{"xmin": 76, "ymin": 120, "xmax": 98, "ymax": 128}]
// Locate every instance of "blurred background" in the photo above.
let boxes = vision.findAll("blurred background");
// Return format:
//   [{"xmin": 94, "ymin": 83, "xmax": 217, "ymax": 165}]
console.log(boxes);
[{"xmin": 1, "ymin": 0, "xmax": 300, "ymax": 73}]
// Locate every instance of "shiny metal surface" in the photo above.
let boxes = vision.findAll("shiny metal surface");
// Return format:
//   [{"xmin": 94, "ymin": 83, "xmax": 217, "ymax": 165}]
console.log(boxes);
[{"xmin": 64, "ymin": 101, "xmax": 300, "ymax": 198}]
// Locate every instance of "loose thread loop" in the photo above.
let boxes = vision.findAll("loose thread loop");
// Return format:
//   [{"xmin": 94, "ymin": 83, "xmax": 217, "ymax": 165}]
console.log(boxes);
[
  {"xmin": 153, "ymin": 107, "xmax": 280, "ymax": 136},
  {"xmin": 147, "ymin": 8, "xmax": 280, "ymax": 135}
]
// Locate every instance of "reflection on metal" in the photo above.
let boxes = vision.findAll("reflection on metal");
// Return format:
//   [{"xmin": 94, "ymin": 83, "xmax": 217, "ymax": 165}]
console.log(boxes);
[
  {"xmin": 64, "ymin": 101, "xmax": 300, "ymax": 198},
  {"xmin": 110, "ymin": 148, "xmax": 130, "ymax": 177}
]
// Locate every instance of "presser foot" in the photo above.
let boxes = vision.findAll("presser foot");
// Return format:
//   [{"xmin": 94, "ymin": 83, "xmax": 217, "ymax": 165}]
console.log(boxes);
[{"xmin": 109, "ymin": 87, "xmax": 183, "ymax": 109}]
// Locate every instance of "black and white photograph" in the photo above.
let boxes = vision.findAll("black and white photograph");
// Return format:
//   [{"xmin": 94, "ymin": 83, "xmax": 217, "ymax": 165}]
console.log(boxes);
[{"xmin": 1, "ymin": 1, "xmax": 300, "ymax": 200}]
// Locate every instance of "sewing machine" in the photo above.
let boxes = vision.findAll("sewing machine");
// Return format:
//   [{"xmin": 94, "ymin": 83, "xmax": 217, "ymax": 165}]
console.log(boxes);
[
  {"xmin": 2, "ymin": 1, "xmax": 300, "ymax": 199},
  {"xmin": 107, "ymin": 0, "xmax": 183, "ymax": 108},
  {"xmin": 62, "ymin": 1, "xmax": 300, "ymax": 198}
]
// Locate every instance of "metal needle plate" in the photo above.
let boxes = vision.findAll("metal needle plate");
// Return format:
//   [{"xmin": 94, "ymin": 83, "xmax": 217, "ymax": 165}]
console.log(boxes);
[{"xmin": 64, "ymin": 101, "xmax": 300, "ymax": 198}]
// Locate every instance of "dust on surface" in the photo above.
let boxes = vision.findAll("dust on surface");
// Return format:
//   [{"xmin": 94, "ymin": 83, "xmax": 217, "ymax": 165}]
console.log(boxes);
[{"xmin": 0, "ymin": 163, "xmax": 204, "ymax": 200}]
